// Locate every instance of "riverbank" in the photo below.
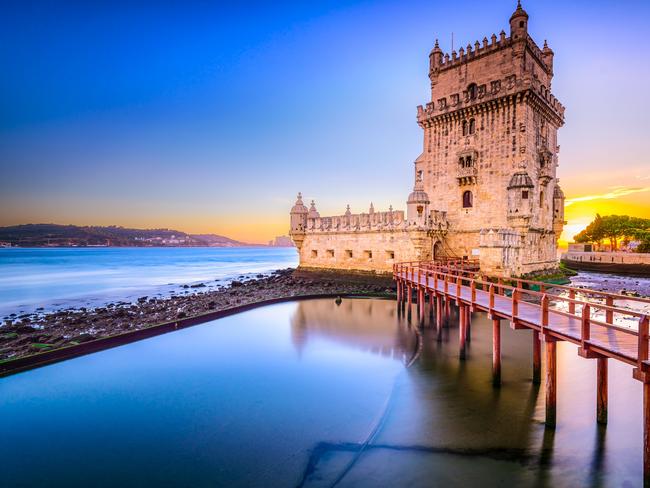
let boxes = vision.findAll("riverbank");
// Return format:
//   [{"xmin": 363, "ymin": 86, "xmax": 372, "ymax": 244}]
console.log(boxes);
[{"xmin": 0, "ymin": 268, "xmax": 394, "ymax": 363}]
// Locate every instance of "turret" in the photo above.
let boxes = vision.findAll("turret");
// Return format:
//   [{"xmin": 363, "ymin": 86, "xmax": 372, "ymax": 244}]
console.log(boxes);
[
  {"xmin": 509, "ymin": 1, "xmax": 529, "ymax": 41},
  {"xmin": 407, "ymin": 170, "xmax": 430, "ymax": 227},
  {"xmin": 429, "ymin": 39, "xmax": 442, "ymax": 84},
  {"xmin": 507, "ymin": 172, "xmax": 534, "ymax": 227},
  {"xmin": 289, "ymin": 192, "xmax": 308, "ymax": 237},
  {"xmin": 542, "ymin": 40, "xmax": 554, "ymax": 75},
  {"xmin": 307, "ymin": 200, "xmax": 320, "ymax": 219},
  {"xmin": 553, "ymin": 183, "xmax": 565, "ymax": 236}
]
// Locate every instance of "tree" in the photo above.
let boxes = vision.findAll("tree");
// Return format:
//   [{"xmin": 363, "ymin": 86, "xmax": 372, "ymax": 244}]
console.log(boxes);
[{"xmin": 573, "ymin": 214, "xmax": 650, "ymax": 252}]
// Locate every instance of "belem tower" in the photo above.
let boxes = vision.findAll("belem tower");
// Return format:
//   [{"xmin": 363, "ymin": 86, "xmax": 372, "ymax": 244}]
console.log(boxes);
[{"xmin": 290, "ymin": 2, "xmax": 566, "ymax": 278}]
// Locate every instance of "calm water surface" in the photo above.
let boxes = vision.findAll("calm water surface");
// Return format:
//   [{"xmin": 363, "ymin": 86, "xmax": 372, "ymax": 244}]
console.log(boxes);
[
  {"xmin": 0, "ymin": 298, "xmax": 643, "ymax": 487},
  {"xmin": 0, "ymin": 247, "xmax": 298, "ymax": 316}
]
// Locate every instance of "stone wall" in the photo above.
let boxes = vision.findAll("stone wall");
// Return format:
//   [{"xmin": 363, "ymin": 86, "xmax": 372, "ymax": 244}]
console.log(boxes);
[
  {"xmin": 297, "ymin": 230, "xmax": 424, "ymax": 274},
  {"xmin": 562, "ymin": 252, "xmax": 650, "ymax": 266}
]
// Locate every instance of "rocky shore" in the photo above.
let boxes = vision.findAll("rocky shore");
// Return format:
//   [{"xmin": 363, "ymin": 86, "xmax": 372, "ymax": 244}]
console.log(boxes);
[{"xmin": 0, "ymin": 268, "xmax": 395, "ymax": 362}]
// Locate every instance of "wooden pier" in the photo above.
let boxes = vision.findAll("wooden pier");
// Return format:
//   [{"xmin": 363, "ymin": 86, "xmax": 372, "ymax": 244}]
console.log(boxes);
[{"xmin": 394, "ymin": 260, "xmax": 650, "ymax": 482}]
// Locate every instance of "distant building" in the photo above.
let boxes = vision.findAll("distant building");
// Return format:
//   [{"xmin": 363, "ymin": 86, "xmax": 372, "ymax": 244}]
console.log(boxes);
[{"xmin": 290, "ymin": 3, "xmax": 565, "ymax": 277}]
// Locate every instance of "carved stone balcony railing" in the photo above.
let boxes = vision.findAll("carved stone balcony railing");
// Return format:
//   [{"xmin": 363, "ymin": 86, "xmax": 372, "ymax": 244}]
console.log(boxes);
[{"xmin": 457, "ymin": 166, "xmax": 477, "ymax": 186}]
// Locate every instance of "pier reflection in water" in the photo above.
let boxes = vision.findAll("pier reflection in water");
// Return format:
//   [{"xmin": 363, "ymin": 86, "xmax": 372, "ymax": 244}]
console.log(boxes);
[{"xmin": 0, "ymin": 298, "xmax": 643, "ymax": 487}]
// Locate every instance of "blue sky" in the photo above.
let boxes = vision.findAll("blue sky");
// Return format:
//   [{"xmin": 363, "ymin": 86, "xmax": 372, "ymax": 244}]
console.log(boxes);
[{"xmin": 1, "ymin": 0, "xmax": 649, "ymax": 241}]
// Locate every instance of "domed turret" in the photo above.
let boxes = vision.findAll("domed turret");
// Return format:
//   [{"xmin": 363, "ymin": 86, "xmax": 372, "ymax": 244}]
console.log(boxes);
[
  {"xmin": 509, "ymin": 1, "xmax": 529, "ymax": 41},
  {"xmin": 407, "ymin": 171, "xmax": 430, "ymax": 227},
  {"xmin": 290, "ymin": 192, "xmax": 308, "ymax": 234},
  {"xmin": 307, "ymin": 200, "xmax": 320, "ymax": 219},
  {"xmin": 429, "ymin": 39, "xmax": 443, "ymax": 74},
  {"xmin": 553, "ymin": 183, "xmax": 566, "ymax": 236},
  {"xmin": 542, "ymin": 39, "xmax": 554, "ymax": 73},
  {"xmin": 344, "ymin": 204, "xmax": 352, "ymax": 217}
]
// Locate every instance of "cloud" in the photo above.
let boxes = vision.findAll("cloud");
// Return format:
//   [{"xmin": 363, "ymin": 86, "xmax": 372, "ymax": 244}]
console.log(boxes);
[{"xmin": 564, "ymin": 186, "xmax": 650, "ymax": 207}]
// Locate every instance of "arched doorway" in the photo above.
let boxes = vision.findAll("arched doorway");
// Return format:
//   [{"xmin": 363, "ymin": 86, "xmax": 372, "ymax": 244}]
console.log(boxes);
[{"xmin": 433, "ymin": 241, "xmax": 443, "ymax": 261}]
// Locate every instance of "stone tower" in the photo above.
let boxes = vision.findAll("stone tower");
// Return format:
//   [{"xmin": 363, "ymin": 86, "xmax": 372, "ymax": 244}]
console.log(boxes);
[
  {"xmin": 290, "ymin": 2, "xmax": 565, "ymax": 278},
  {"xmin": 415, "ymin": 1, "xmax": 565, "ymax": 276}
]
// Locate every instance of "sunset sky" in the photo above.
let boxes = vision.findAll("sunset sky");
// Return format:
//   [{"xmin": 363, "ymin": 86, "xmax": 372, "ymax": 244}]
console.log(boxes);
[{"xmin": 1, "ymin": 0, "xmax": 649, "ymax": 243}]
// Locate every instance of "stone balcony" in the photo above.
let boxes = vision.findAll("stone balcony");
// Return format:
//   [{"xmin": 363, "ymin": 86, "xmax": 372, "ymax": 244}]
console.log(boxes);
[{"xmin": 457, "ymin": 165, "xmax": 478, "ymax": 185}]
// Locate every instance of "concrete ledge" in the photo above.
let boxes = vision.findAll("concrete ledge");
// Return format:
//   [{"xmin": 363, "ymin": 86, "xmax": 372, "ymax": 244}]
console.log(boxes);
[{"xmin": 561, "ymin": 259, "xmax": 650, "ymax": 277}]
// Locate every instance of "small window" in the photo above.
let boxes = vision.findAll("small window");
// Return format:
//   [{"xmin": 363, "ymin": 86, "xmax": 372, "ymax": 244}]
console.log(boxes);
[
  {"xmin": 417, "ymin": 205, "xmax": 423, "ymax": 217},
  {"xmin": 469, "ymin": 118, "xmax": 476, "ymax": 134},
  {"xmin": 462, "ymin": 190, "xmax": 473, "ymax": 208},
  {"xmin": 311, "ymin": 250, "xmax": 318, "ymax": 258},
  {"xmin": 522, "ymin": 190, "xmax": 529, "ymax": 199},
  {"xmin": 519, "ymin": 21, "xmax": 524, "ymax": 28},
  {"xmin": 386, "ymin": 250, "xmax": 395, "ymax": 260},
  {"xmin": 468, "ymin": 83, "xmax": 478, "ymax": 100},
  {"xmin": 462, "ymin": 120, "xmax": 468, "ymax": 136},
  {"xmin": 345, "ymin": 250, "xmax": 353, "ymax": 259},
  {"xmin": 539, "ymin": 190, "xmax": 545, "ymax": 207},
  {"xmin": 326, "ymin": 249, "xmax": 334, "ymax": 258},
  {"xmin": 364, "ymin": 250, "xmax": 373, "ymax": 260}
]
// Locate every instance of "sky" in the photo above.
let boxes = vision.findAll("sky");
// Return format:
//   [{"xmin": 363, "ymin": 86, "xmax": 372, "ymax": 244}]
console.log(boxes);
[{"xmin": 1, "ymin": 0, "xmax": 649, "ymax": 243}]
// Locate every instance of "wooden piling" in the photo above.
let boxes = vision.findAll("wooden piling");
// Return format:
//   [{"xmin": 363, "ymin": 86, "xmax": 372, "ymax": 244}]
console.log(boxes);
[
  {"xmin": 492, "ymin": 318, "xmax": 501, "ymax": 385},
  {"xmin": 597, "ymin": 357, "xmax": 608, "ymax": 424},
  {"xmin": 545, "ymin": 338, "xmax": 557, "ymax": 427},
  {"xmin": 533, "ymin": 330, "xmax": 541, "ymax": 384},
  {"xmin": 638, "ymin": 315, "xmax": 650, "ymax": 484},
  {"xmin": 465, "ymin": 306, "xmax": 471, "ymax": 342},
  {"xmin": 459, "ymin": 304, "xmax": 467, "ymax": 360}
]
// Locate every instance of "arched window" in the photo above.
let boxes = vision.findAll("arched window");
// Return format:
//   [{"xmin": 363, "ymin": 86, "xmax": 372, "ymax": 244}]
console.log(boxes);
[
  {"xmin": 462, "ymin": 190, "xmax": 473, "ymax": 208},
  {"xmin": 462, "ymin": 120, "xmax": 468, "ymax": 136},
  {"xmin": 467, "ymin": 83, "xmax": 478, "ymax": 100},
  {"xmin": 539, "ymin": 190, "xmax": 545, "ymax": 207},
  {"xmin": 469, "ymin": 118, "xmax": 476, "ymax": 134}
]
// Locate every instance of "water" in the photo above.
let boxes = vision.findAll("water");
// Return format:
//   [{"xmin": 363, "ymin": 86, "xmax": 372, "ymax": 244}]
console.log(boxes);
[
  {"xmin": 0, "ymin": 247, "xmax": 298, "ymax": 316},
  {"xmin": 0, "ymin": 298, "xmax": 644, "ymax": 487}
]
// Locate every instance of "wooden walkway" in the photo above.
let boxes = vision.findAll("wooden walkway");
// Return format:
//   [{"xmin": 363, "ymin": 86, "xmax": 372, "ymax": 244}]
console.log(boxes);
[{"xmin": 393, "ymin": 260, "xmax": 650, "ymax": 483}]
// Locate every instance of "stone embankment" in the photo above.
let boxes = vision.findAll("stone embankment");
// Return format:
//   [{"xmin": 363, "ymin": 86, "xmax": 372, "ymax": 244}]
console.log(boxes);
[
  {"xmin": 561, "ymin": 251, "xmax": 650, "ymax": 276},
  {"xmin": 0, "ymin": 268, "xmax": 395, "ymax": 362}
]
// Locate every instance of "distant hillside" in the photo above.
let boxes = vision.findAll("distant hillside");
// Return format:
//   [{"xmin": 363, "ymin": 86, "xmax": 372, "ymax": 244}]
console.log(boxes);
[{"xmin": 0, "ymin": 224, "xmax": 261, "ymax": 248}]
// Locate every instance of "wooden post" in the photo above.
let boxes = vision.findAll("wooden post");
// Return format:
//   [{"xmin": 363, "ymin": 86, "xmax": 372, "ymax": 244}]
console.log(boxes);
[
  {"xmin": 638, "ymin": 313, "xmax": 650, "ymax": 484},
  {"xmin": 436, "ymin": 294, "xmax": 443, "ymax": 338},
  {"xmin": 533, "ymin": 330, "xmax": 541, "ymax": 384},
  {"xmin": 465, "ymin": 306, "xmax": 471, "ymax": 342},
  {"xmin": 396, "ymin": 280, "xmax": 401, "ymax": 303},
  {"xmin": 639, "ymin": 314, "xmax": 650, "ymax": 482},
  {"xmin": 511, "ymin": 288, "xmax": 519, "ymax": 329},
  {"xmin": 605, "ymin": 295, "xmax": 614, "ymax": 324},
  {"xmin": 419, "ymin": 288, "xmax": 425, "ymax": 320},
  {"xmin": 492, "ymin": 319, "xmax": 501, "ymax": 385},
  {"xmin": 459, "ymin": 304, "xmax": 467, "ymax": 360},
  {"xmin": 581, "ymin": 304, "xmax": 591, "ymax": 343},
  {"xmin": 488, "ymin": 283, "xmax": 495, "ymax": 318},
  {"xmin": 568, "ymin": 288, "xmax": 576, "ymax": 315},
  {"xmin": 597, "ymin": 357, "xmax": 608, "ymax": 425},
  {"xmin": 545, "ymin": 338, "xmax": 557, "ymax": 427}
]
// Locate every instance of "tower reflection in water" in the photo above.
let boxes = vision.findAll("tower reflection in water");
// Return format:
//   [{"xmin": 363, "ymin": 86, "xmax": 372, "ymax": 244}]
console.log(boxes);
[{"xmin": 291, "ymin": 298, "xmax": 641, "ymax": 487}]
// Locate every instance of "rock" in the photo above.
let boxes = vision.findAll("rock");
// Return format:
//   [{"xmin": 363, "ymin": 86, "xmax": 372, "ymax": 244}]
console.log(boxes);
[
  {"xmin": 231, "ymin": 281, "xmax": 243, "ymax": 287},
  {"xmin": 190, "ymin": 283, "xmax": 206, "ymax": 288}
]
